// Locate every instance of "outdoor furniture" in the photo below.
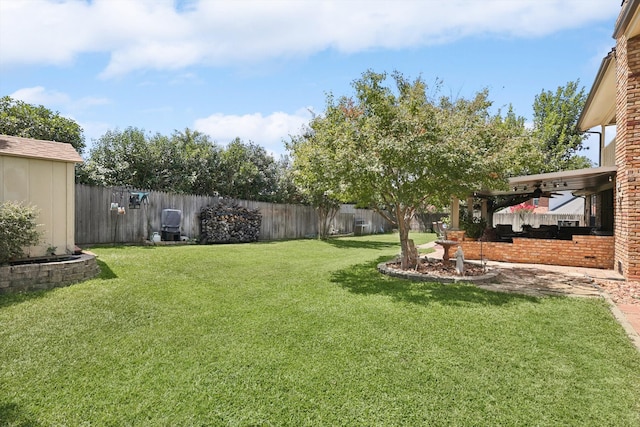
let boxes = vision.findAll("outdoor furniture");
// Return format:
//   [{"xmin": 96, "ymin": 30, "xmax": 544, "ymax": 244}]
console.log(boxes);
[
  {"xmin": 495, "ymin": 224, "xmax": 515, "ymax": 242},
  {"xmin": 527, "ymin": 225, "xmax": 558, "ymax": 239},
  {"xmin": 557, "ymin": 226, "xmax": 594, "ymax": 240},
  {"xmin": 432, "ymin": 221, "xmax": 447, "ymax": 239}
]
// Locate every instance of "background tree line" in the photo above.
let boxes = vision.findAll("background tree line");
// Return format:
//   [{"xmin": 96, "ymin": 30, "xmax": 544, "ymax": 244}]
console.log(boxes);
[
  {"xmin": 0, "ymin": 96, "xmax": 300, "ymax": 203},
  {"xmin": 1, "ymin": 74, "xmax": 590, "ymax": 217},
  {"xmin": 76, "ymin": 128, "xmax": 300, "ymax": 203}
]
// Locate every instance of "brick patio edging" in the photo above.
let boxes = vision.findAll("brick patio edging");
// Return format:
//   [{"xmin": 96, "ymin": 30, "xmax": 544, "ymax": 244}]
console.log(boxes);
[
  {"xmin": 0, "ymin": 252, "xmax": 100, "ymax": 294},
  {"xmin": 377, "ymin": 259, "xmax": 500, "ymax": 284}
]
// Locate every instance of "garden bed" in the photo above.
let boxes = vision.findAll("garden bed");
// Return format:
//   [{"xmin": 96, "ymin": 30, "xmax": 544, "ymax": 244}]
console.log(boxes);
[{"xmin": 0, "ymin": 252, "xmax": 100, "ymax": 293}]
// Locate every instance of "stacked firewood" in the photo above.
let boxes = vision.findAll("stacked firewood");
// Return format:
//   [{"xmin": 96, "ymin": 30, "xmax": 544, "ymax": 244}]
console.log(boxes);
[{"xmin": 199, "ymin": 202, "xmax": 261, "ymax": 244}]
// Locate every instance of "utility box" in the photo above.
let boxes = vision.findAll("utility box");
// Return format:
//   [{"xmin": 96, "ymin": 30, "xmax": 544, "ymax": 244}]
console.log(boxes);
[
  {"xmin": 161, "ymin": 209, "xmax": 182, "ymax": 241},
  {"xmin": 354, "ymin": 219, "xmax": 370, "ymax": 236}
]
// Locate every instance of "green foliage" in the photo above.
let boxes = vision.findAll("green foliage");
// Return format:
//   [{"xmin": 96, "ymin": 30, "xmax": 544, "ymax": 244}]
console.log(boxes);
[
  {"xmin": 531, "ymin": 80, "xmax": 592, "ymax": 172},
  {"xmin": 0, "ymin": 201, "xmax": 42, "ymax": 264},
  {"xmin": 1, "ymin": 237, "xmax": 638, "ymax": 425},
  {"xmin": 0, "ymin": 96, "xmax": 85, "ymax": 153},
  {"xmin": 289, "ymin": 70, "xmax": 513, "ymax": 266},
  {"xmin": 79, "ymin": 128, "xmax": 299, "ymax": 202},
  {"xmin": 217, "ymin": 138, "xmax": 281, "ymax": 201},
  {"xmin": 286, "ymin": 106, "xmax": 345, "ymax": 238},
  {"xmin": 461, "ymin": 216, "xmax": 487, "ymax": 239}
]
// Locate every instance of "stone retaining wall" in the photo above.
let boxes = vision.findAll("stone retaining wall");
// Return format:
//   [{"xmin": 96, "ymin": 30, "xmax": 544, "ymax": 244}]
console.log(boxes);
[{"xmin": 0, "ymin": 253, "xmax": 100, "ymax": 294}]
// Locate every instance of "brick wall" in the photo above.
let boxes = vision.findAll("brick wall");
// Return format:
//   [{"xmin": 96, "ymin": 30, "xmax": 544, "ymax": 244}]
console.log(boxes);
[
  {"xmin": 0, "ymin": 253, "xmax": 100, "ymax": 294},
  {"xmin": 615, "ymin": 33, "xmax": 640, "ymax": 280},
  {"xmin": 443, "ymin": 231, "xmax": 614, "ymax": 270}
]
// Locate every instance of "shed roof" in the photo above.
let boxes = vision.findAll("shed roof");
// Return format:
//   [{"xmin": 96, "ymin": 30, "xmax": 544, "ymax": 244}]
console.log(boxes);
[{"xmin": 0, "ymin": 134, "xmax": 83, "ymax": 163}]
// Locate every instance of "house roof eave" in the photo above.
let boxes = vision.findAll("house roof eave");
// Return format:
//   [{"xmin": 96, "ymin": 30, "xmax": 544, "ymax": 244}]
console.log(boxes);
[
  {"xmin": 614, "ymin": 0, "xmax": 640, "ymax": 39},
  {"xmin": 578, "ymin": 50, "xmax": 617, "ymax": 131}
]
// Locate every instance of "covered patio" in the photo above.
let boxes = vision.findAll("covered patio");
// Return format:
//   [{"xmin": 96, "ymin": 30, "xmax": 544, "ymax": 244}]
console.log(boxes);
[{"xmin": 443, "ymin": 166, "xmax": 617, "ymax": 270}]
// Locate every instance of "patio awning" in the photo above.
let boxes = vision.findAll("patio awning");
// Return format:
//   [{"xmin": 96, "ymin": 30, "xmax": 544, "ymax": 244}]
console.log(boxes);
[{"xmin": 476, "ymin": 166, "xmax": 617, "ymax": 197}]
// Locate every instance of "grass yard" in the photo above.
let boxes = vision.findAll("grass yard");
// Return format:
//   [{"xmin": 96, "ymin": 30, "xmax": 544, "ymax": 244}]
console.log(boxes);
[{"xmin": 1, "ymin": 233, "xmax": 639, "ymax": 426}]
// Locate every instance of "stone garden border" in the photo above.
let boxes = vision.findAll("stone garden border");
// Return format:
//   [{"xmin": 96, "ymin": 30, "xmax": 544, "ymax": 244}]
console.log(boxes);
[
  {"xmin": 377, "ymin": 258, "xmax": 500, "ymax": 284},
  {"xmin": 0, "ymin": 252, "xmax": 100, "ymax": 294}
]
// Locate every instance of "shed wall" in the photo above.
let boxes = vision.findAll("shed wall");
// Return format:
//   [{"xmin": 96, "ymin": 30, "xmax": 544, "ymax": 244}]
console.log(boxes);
[{"xmin": 0, "ymin": 155, "xmax": 76, "ymax": 257}]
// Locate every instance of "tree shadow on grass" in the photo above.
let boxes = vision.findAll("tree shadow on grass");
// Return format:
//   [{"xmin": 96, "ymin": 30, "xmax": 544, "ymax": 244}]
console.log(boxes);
[
  {"xmin": 331, "ymin": 256, "xmax": 540, "ymax": 307},
  {"xmin": 0, "ymin": 260, "xmax": 118, "ymax": 309},
  {"xmin": 0, "ymin": 402, "xmax": 40, "ymax": 426},
  {"xmin": 323, "ymin": 238, "xmax": 399, "ymax": 251},
  {"xmin": 0, "ymin": 290, "xmax": 49, "ymax": 310}
]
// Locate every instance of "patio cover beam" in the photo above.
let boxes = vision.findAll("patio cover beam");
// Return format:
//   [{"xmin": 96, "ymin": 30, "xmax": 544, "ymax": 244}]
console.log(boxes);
[{"xmin": 475, "ymin": 166, "xmax": 617, "ymax": 198}]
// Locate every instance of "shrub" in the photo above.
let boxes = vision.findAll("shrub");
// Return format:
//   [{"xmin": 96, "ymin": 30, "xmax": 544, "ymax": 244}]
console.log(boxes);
[
  {"xmin": 0, "ymin": 201, "xmax": 42, "ymax": 264},
  {"xmin": 461, "ymin": 217, "xmax": 487, "ymax": 239}
]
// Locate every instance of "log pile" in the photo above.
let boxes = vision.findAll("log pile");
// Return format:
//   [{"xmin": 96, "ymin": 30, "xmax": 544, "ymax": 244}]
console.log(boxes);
[{"xmin": 199, "ymin": 202, "xmax": 261, "ymax": 244}]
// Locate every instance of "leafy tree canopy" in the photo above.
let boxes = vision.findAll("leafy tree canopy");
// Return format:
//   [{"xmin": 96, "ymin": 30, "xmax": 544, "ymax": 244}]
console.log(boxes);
[
  {"xmin": 531, "ymin": 80, "xmax": 592, "ymax": 172},
  {"xmin": 78, "ymin": 127, "xmax": 299, "ymax": 203},
  {"xmin": 0, "ymin": 96, "xmax": 85, "ymax": 153},
  {"xmin": 286, "ymin": 106, "xmax": 345, "ymax": 238},
  {"xmin": 217, "ymin": 138, "xmax": 280, "ymax": 201},
  {"xmin": 289, "ymin": 70, "xmax": 515, "ymax": 266}
]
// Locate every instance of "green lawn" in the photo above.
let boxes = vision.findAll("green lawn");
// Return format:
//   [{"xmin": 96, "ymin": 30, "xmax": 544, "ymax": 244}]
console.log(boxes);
[{"xmin": 1, "ymin": 233, "xmax": 639, "ymax": 426}]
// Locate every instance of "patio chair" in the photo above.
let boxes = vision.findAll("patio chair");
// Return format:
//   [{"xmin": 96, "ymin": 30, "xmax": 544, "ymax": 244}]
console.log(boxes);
[
  {"xmin": 432, "ymin": 221, "xmax": 447, "ymax": 239},
  {"xmin": 495, "ymin": 224, "xmax": 514, "ymax": 242}
]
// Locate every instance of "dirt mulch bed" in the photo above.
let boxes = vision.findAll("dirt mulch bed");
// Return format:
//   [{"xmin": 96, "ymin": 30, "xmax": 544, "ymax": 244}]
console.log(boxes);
[
  {"xmin": 593, "ymin": 279, "xmax": 640, "ymax": 305},
  {"xmin": 386, "ymin": 258, "xmax": 488, "ymax": 278}
]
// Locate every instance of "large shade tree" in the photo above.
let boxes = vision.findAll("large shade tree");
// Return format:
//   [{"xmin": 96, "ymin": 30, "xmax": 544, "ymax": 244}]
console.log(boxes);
[
  {"xmin": 531, "ymin": 80, "xmax": 591, "ymax": 172},
  {"xmin": 287, "ymin": 106, "xmax": 345, "ymax": 239},
  {"xmin": 0, "ymin": 96, "xmax": 85, "ymax": 153},
  {"xmin": 289, "ymin": 71, "xmax": 511, "ymax": 268},
  {"xmin": 217, "ymin": 138, "xmax": 282, "ymax": 202}
]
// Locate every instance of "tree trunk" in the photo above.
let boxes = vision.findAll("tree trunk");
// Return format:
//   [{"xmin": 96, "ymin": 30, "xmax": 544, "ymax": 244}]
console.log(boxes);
[
  {"xmin": 397, "ymin": 207, "xmax": 416, "ymax": 269},
  {"xmin": 316, "ymin": 205, "xmax": 339, "ymax": 239}
]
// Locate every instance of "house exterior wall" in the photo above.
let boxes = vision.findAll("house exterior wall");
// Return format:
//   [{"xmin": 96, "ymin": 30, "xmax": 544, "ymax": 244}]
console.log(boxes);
[
  {"xmin": 0, "ymin": 155, "xmax": 76, "ymax": 257},
  {"xmin": 602, "ymin": 139, "xmax": 616, "ymax": 167},
  {"xmin": 615, "ymin": 33, "xmax": 640, "ymax": 280}
]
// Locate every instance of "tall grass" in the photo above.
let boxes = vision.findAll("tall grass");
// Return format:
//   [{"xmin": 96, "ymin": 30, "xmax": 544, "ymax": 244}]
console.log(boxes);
[{"xmin": 1, "ymin": 233, "xmax": 638, "ymax": 426}]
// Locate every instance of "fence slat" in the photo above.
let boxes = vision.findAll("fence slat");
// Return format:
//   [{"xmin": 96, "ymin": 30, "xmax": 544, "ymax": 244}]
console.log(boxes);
[{"xmin": 75, "ymin": 185, "xmax": 394, "ymax": 244}]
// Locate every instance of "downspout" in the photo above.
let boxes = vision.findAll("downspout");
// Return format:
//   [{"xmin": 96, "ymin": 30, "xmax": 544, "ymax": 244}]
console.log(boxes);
[{"xmin": 582, "ymin": 129, "xmax": 603, "ymax": 167}]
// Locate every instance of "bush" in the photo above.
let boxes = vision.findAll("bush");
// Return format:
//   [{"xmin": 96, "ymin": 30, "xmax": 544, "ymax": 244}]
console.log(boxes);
[
  {"xmin": 461, "ymin": 216, "xmax": 487, "ymax": 239},
  {"xmin": 0, "ymin": 201, "xmax": 42, "ymax": 264}
]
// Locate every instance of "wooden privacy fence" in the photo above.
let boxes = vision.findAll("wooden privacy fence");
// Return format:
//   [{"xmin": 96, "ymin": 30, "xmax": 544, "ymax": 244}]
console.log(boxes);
[
  {"xmin": 75, "ymin": 185, "xmax": 392, "ymax": 244},
  {"xmin": 492, "ymin": 212, "xmax": 585, "ymax": 232}
]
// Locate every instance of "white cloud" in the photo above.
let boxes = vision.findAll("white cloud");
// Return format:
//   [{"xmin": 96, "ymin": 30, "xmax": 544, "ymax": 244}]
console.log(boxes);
[
  {"xmin": 0, "ymin": 0, "xmax": 620, "ymax": 78},
  {"xmin": 10, "ymin": 86, "xmax": 70, "ymax": 106},
  {"xmin": 9, "ymin": 87, "xmax": 111, "ymax": 147},
  {"xmin": 79, "ymin": 121, "xmax": 112, "ymax": 148},
  {"xmin": 194, "ymin": 108, "xmax": 313, "ymax": 155},
  {"xmin": 10, "ymin": 86, "xmax": 110, "ymax": 112}
]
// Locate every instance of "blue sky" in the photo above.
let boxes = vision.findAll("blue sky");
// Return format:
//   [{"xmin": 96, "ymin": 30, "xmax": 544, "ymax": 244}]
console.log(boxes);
[{"xmin": 0, "ymin": 0, "xmax": 620, "ymax": 162}]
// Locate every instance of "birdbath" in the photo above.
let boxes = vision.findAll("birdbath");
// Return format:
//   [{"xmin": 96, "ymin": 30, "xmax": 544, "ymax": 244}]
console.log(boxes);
[{"xmin": 435, "ymin": 240, "xmax": 459, "ymax": 264}]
